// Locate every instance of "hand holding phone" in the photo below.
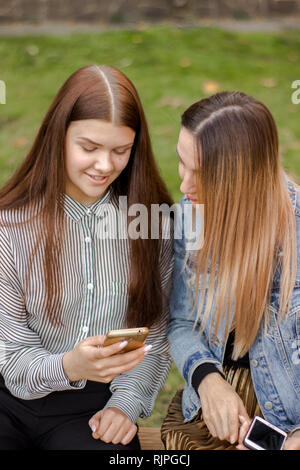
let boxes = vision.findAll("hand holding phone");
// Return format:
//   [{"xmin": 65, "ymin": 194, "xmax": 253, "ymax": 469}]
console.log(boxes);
[
  {"xmin": 243, "ymin": 416, "xmax": 287, "ymax": 450},
  {"xmin": 63, "ymin": 331, "xmax": 151, "ymax": 384}
]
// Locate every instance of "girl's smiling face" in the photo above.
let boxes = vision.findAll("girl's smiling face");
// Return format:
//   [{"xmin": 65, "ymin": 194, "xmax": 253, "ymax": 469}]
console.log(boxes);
[{"xmin": 65, "ymin": 119, "xmax": 135, "ymax": 205}]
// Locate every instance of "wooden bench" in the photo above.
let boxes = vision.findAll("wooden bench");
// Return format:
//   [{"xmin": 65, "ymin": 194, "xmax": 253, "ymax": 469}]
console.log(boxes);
[{"xmin": 138, "ymin": 427, "xmax": 165, "ymax": 450}]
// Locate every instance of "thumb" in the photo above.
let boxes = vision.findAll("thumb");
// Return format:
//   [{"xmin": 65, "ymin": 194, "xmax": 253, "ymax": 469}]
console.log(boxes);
[
  {"xmin": 84, "ymin": 335, "xmax": 106, "ymax": 347},
  {"xmin": 89, "ymin": 409, "xmax": 103, "ymax": 435},
  {"xmin": 238, "ymin": 415, "xmax": 250, "ymax": 442}
]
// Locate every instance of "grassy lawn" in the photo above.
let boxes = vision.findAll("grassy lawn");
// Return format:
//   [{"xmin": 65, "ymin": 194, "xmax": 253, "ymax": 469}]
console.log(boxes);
[{"xmin": 0, "ymin": 25, "xmax": 299, "ymax": 427}]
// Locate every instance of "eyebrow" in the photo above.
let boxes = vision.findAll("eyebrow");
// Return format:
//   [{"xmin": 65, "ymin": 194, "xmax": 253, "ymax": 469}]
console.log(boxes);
[{"xmin": 77, "ymin": 137, "xmax": 134, "ymax": 148}]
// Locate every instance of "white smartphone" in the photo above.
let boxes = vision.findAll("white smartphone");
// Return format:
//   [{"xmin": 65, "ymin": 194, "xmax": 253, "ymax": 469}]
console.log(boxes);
[{"xmin": 243, "ymin": 416, "xmax": 287, "ymax": 450}]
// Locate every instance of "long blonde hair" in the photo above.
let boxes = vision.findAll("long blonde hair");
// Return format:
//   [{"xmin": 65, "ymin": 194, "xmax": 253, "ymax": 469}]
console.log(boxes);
[{"xmin": 182, "ymin": 91, "xmax": 297, "ymax": 359}]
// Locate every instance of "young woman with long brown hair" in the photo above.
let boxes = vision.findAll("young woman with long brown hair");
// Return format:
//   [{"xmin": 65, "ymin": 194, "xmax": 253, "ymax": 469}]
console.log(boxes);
[
  {"xmin": 0, "ymin": 65, "xmax": 174, "ymax": 450},
  {"xmin": 164, "ymin": 91, "xmax": 300, "ymax": 450}
]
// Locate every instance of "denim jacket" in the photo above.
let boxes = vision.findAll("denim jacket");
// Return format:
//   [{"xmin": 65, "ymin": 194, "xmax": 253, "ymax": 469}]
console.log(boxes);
[{"xmin": 167, "ymin": 177, "xmax": 300, "ymax": 435}]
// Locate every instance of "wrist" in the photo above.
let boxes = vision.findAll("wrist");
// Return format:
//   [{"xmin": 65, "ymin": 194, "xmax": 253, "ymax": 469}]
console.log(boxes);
[
  {"xmin": 197, "ymin": 371, "xmax": 224, "ymax": 396},
  {"xmin": 62, "ymin": 350, "xmax": 79, "ymax": 382}
]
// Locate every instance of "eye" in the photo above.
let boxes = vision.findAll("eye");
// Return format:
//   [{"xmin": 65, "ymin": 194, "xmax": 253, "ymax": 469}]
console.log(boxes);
[
  {"xmin": 113, "ymin": 149, "xmax": 128, "ymax": 156},
  {"xmin": 82, "ymin": 147, "xmax": 95, "ymax": 153}
]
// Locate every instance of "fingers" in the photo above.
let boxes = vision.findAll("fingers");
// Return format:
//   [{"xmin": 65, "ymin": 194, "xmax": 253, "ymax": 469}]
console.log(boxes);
[
  {"xmin": 96, "ymin": 341, "xmax": 152, "ymax": 360},
  {"xmin": 89, "ymin": 408, "xmax": 137, "ymax": 446},
  {"xmin": 84, "ymin": 335, "xmax": 106, "ymax": 347},
  {"xmin": 121, "ymin": 426, "xmax": 137, "ymax": 445},
  {"xmin": 226, "ymin": 401, "xmax": 250, "ymax": 444},
  {"xmin": 227, "ymin": 407, "xmax": 240, "ymax": 444},
  {"xmin": 236, "ymin": 415, "xmax": 251, "ymax": 450},
  {"xmin": 202, "ymin": 396, "xmax": 249, "ymax": 444},
  {"xmin": 89, "ymin": 410, "xmax": 102, "ymax": 438}
]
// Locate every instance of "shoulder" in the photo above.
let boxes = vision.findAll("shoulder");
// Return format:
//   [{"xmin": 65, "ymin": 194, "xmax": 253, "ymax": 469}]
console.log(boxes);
[{"xmin": 0, "ymin": 198, "xmax": 43, "ymax": 225}]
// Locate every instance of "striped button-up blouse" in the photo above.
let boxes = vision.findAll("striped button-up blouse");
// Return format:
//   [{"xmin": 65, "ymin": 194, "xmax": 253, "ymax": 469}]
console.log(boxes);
[{"xmin": 0, "ymin": 188, "xmax": 174, "ymax": 423}]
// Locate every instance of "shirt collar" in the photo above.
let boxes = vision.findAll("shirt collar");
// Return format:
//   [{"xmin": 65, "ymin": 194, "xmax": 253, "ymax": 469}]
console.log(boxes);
[{"xmin": 60, "ymin": 187, "xmax": 113, "ymax": 222}]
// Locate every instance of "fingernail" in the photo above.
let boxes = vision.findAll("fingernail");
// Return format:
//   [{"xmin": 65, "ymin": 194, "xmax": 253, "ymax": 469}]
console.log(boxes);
[
  {"xmin": 143, "ymin": 345, "xmax": 152, "ymax": 353},
  {"xmin": 91, "ymin": 424, "xmax": 96, "ymax": 432},
  {"xmin": 119, "ymin": 340, "xmax": 128, "ymax": 348}
]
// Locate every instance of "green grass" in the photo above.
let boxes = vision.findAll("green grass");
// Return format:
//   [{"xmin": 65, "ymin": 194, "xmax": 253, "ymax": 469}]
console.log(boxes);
[{"xmin": 0, "ymin": 25, "xmax": 299, "ymax": 426}]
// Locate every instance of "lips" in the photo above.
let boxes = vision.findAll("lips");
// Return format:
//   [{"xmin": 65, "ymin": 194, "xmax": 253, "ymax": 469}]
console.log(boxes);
[
  {"xmin": 85, "ymin": 173, "xmax": 109, "ymax": 184},
  {"xmin": 187, "ymin": 195, "xmax": 198, "ymax": 202},
  {"xmin": 86, "ymin": 173, "xmax": 106, "ymax": 179}
]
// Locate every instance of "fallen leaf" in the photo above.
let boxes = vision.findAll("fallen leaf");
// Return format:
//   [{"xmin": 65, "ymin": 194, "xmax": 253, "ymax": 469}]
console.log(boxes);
[
  {"xmin": 137, "ymin": 22, "xmax": 148, "ymax": 31},
  {"xmin": 13, "ymin": 137, "xmax": 29, "ymax": 147},
  {"xmin": 25, "ymin": 45, "xmax": 39, "ymax": 56},
  {"xmin": 157, "ymin": 96, "xmax": 189, "ymax": 108},
  {"xmin": 202, "ymin": 80, "xmax": 220, "ymax": 94},
  {"xmin": 120, "ymin": 58, "xmax": 133, "ymax": 67},
  {"xmin": 155, "ymin": 125, "xmax": 173, "ymax": 136},
  {"xmin": 179, "ymin": 58, "xmax": 192, "ymax": 68},
  {"xmin": 291, "ymin": 141, "xmax": 300, "ymax": 150},
  {"xmin": 131, "ymin": 34, "xmax": 143, "ymax": 44},
  {"xmin": 286, "ymin": 104, "xmax": 298, "ymax": 113},
  {"xmin": 287, "ymin": 54, "xmax": 298, "ymax": 62},
  {"xmin": 261, "ymin": 78, "xmax": 277, "ymax": 88}
]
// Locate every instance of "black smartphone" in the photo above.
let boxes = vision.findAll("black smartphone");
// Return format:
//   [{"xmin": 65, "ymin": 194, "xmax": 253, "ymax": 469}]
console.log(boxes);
[{"xmin": 243, "ymin": 416, "xmax": 287, "ymax": 450}]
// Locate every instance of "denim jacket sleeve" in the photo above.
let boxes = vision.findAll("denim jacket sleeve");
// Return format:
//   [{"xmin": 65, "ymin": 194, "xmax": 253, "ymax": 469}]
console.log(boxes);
[{"xmin": 167, "ymin": 197, "xmax": 224, "ymax": 392}]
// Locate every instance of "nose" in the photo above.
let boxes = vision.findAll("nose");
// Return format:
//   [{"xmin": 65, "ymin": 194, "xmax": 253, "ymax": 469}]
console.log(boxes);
[
  {"xmin": 93, "ymin": 150, "xmax": 114, "ymax": 175},
  {"xmin": 180, "ymin": 170, "xmax": 196, "ymax": 196}
]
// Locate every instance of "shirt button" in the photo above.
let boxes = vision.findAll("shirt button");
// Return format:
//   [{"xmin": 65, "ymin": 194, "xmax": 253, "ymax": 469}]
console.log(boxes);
[
  {"xmin": 85, "ymin": 236, "xmax": 91, "ymax": 243},
  {"xmin": 251, "ymin": 359, "xmax": 258, "ymax": 367},
  {"xmin": 87, "ymin": 283, "xmax": 94, "ymax": 290},
  {"xmin": 82, "ymin": 326, "xmax": 89, "ymax": 333},
  {"xmin": 264, "ymin": 401, "xmax": 273, "ymax": 410},
  {"xmin": 86, "ymin": 209, "xmax": 92, "ymax": 215}
]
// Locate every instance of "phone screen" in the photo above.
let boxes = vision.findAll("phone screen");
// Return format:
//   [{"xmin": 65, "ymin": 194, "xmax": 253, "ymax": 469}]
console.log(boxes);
[{"xmin": 248, "ymin": 420, "xmax": 286, "ymax": 450}]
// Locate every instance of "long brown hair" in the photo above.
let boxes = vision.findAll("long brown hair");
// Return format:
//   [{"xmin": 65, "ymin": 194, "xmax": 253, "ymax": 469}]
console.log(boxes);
[
  {"xmin": 0, "ymin": 64, "xmax": 173, "ymax": 328},
  {"xmin": 182, "ymin": 91, "xmax": 297, "ymax": 358}
]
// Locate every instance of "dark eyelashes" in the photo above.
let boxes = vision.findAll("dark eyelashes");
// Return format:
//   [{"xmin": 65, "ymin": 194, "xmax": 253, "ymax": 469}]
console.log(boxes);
[{"xmin": 82, "ymin": 147, "xmax": 128, "ymax": 155}]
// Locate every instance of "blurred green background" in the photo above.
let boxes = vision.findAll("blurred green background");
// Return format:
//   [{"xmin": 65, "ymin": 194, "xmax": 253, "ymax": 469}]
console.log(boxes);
[{"xmin": 0, "ymin": 25, "xmax": 299, "ymax": 426}]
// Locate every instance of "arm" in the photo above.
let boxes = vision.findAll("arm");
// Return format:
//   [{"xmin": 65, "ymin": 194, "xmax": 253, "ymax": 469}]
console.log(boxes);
[
  {"xmin": 191, "ymin": 363, "xmax": 223, "ymax": 392},
  {"xmin": 167, "ymin": 198, "xmax": 223, "ymax": 391},
  {"xmin": 0, "ymin": 225, "xmax": 84, "ymax": 399}
]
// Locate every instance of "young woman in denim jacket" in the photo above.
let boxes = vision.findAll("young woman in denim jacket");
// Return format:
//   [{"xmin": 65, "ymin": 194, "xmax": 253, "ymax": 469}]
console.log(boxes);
[{"xmin": 167, "ymin": 91, "xmax": 300, "ymax": 450}]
